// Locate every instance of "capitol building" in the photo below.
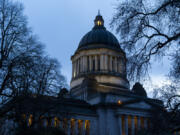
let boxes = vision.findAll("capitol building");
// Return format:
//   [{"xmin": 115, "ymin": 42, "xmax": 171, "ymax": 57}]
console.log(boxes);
[
  {"xmin": 2, "ymin": 13, "xmax": 163, "ymax": 135},
  {"xmin": 61, "ymin": 13, "xmax": 162, "ymax": 135}
]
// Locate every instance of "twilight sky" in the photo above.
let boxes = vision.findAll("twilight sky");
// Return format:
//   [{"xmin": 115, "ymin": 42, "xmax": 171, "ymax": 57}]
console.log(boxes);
[{"xmin": 16, "ymin": 0, "xmax": 170, "ymax": 94}]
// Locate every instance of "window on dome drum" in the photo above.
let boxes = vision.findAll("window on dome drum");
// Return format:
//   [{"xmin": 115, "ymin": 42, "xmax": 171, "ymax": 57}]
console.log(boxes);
[
  {"xmin": 92, "ymin": 56, "xmax": 95, "ymax": 71},
  {"xmin": 87, "ymin": 56, "xmax": 89, "ymax": 71},
  {"xmin": 76, "ymin": 60, "xmax": 78, "ymax": 75},
  {"xmin": 108, "ymin": 55, "xmax": 110, "ymax": 71},
  {"xmin": 97, "ymin": 55, "xmax": 100, "ymax": 71},
  {"xmin": 112, "ymin": 57, "xmax": 115, "ymax": 72},
  {"xmin": 78, "ymin": 58, "xmax": 81, "ymax": 73}
]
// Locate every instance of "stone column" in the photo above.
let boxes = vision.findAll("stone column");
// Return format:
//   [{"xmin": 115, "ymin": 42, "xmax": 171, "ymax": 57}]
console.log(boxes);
[
  {"xmin": 82, "ymin": 120, "xmax": 86, "ymax": 135},
  {"xmin": 74, "ymin": 62, "xmax": 77, "ymax": 77},
  {"xmin": 118, "ymin": 62, "xmax": 121, "ymax": 73},
  {"xmin": 131, "ymin": 116, "xmax": 135, "ymax": 135},
  {"xmin": 89, "ymin": 56, "xmax": 92, "ymax": 71},
  {"xmin": 144, "ymin": 118, "xmax": 148, "ymax": 129},
  {"xmin": 59, "ymin": 119, "xmax": 63, "ymax": 130},
  {"xmin": 100, "ymin": 55, "xmax": 104, "ymax": 71},
  {"xmin": 109, "ymin": 56, "xmax": 112, "ymax": 71},
  {"xmin": 104, "ymin": 55, "xmax": 108, "ymax": 71},
  {"xmin": 95, "ymin": 55, "xmax": 98, "ymax": 71},
  {"xmin": 81, "ymin": 57, "xmax": 84, "ymax": 72},
  {"xmin": 115, "ymin": 57, "xmax": 118, "ymax": 72},
  {"xmin": 75, "ymin": 119, "xmax": 79, "ymax": 135},
  {"xmin": 76, "ymin": 60, "xmax": 79, "ymax": 75},
  {"xmin": 118, "ymin": 115, "xmax": 122, "ymax": 135},
  {"xmin": 72, "ymin": 61, "xmax": 74, "ymax": 78},
  {"xmin": 67, "ymin": 119, "xmax": 71, "ymax": 135},
  {"xmin": 137, "ymin": 116, "xmax": 141, "ymax": 131},
  {"xmin": 84, "ymin": 56, "xmax": 87, "ymax": 72},
  {"xmin": 125, "ymin": 115, "xmax": 128, "ymax": 135},
  {"xmin": 80, "ymin": 57, "xmax": 82, "ymax": 73},
  {"xmin": 119, "ymin": 58, "xmax": 123, "ymax": 73}
]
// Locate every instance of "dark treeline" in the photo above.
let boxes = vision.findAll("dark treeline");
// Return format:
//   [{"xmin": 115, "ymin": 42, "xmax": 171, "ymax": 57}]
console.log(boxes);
[
  {"xmin": 0, "ymin": 0, "xmax": 67, "ymax": 134},
  {"xmin": 111, "ymin": 0, "xmax": 180, "ymax": 134}
]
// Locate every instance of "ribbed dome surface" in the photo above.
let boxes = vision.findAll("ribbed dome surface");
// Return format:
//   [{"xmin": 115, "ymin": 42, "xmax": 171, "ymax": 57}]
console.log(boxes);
[
  {"xmin": 76, "ymin": 13, "xmax": 122, "ymax": 52},
  {"xmin": 78, "ymin": 28, "xmax": 120, "ymax": 49}
]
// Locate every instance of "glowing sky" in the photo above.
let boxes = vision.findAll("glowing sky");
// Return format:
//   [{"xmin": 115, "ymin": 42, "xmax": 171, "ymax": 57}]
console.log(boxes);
[{"xmin": 16, "ymin": 0, "xmax": 170, "ymax": 95}]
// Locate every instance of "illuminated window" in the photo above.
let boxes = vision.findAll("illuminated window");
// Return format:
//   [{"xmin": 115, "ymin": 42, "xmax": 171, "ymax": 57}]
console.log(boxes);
[
  {"xmin": 28, "ymin": 114, "xmax": 33, "ymax": 126},
  {"xmin": 54, "ymin": 117, "xmax": 60, "ymax": 127},
  {"xmin": 71, "ymin": 118, "xmax": 75, "ymax": 135},
  {"xmin": 117, "ymin": 100, "xmax": 122, "ymax": 105},
  {"xmin": 85, "ymin": 120, "xmax": 90, "ymax": 135},
  {"xmin": 97, "ymin": 21, "xmax": 102, "ymax": 26},
  {"xmin": 78, "ymin": 120, "xmax": 83, "ymax": 135}
]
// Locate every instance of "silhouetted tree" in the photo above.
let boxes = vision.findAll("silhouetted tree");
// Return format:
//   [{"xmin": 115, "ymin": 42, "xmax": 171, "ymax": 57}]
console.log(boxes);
[
  {"xmin": 111, "ymin": 0, "xmax": 180, "ymax": 81},
  {"xmin": 111, "ymin": 0, "xmax": 180, "ymax": 134},
  {"xmin": 0, "ymin": 0, "xmax": 67, "ymax": 134}
]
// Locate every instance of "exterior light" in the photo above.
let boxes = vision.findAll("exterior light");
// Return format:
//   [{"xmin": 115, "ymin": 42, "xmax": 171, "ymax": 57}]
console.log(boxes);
[{"xmin": 117, "ymin": 100, "xmax": 122, "ymax": 105}]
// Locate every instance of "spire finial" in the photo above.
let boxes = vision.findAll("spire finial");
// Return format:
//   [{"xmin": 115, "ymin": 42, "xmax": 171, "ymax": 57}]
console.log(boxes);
[{"xmin": 98, "ymin": 10, "xmax": 101, "ymax": 16}]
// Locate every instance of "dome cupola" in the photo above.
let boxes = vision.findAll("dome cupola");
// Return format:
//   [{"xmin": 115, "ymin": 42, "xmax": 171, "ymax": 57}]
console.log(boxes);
[
  {"xmin": 93, "ymin": 10, "xmax": 105, "ymax": 29},
  {"xmin": 77, "ymin": 12, "xmax": 122, "ymax": 53}
]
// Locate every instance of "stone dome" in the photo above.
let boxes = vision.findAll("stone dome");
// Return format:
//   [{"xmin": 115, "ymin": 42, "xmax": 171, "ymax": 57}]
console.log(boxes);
[
  {"xmin": 77, "ymin": 13, "xmax": 122, "ymax": 52},
  {"xmin": 70, "ymin": 12, "xmax": 129, "ymax": 94}
]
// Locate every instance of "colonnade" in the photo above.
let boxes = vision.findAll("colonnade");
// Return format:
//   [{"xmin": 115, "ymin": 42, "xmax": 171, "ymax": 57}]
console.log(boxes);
[
  {"xmin": 26, "ymin": 115, "xmax": 90, "ymax": 135},
  {"xmin": 72, "ymin": 54, "xmax": 125, "ymax": 78},
  {"xmin": 118, "ymin": 115, "xmax": 149, "ymax": 135},
  {"xmin": 174, "ymin": 131, "xmax": 180, "ymax": 135}
]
